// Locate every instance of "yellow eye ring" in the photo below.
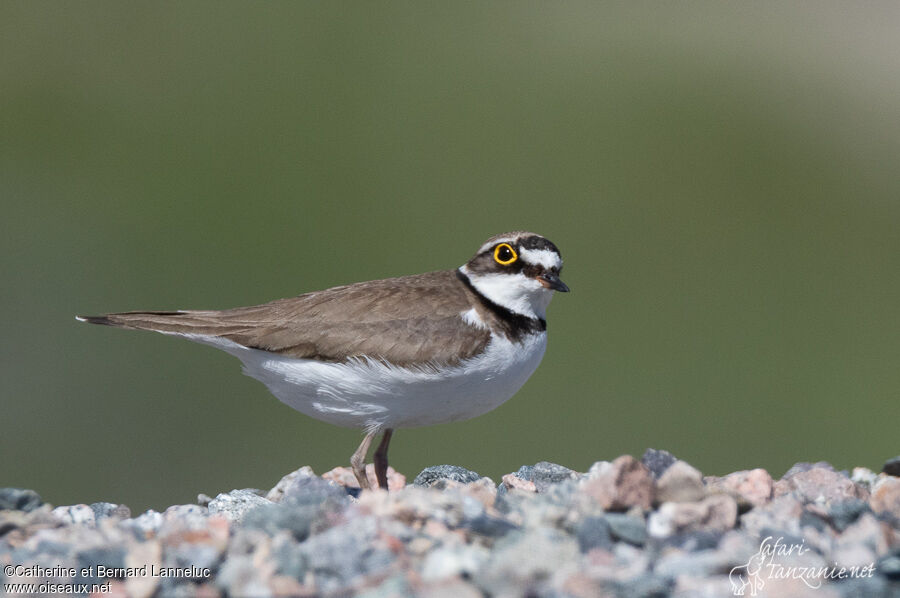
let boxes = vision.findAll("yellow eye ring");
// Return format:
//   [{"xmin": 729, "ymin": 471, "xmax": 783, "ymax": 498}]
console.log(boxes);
[{"xmin": 493, "ymin": 243, "xmax": 518, "ymax": 265}]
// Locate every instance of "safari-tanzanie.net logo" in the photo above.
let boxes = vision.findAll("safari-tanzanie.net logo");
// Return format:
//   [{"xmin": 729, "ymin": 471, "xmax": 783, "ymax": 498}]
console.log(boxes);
[{"xmin": 729, "ymin": 535, "xmax": 876, "ymax": 595}]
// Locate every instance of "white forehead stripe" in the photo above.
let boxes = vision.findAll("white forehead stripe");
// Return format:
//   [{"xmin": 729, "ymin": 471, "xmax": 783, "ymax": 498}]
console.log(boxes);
[
  {"xmin": 477, "ymin": 238, "xmax": 516, "ymax": 254},
  {"xmin": 519, "ymin": 248, "xmax": 562, "ymax": 270}
]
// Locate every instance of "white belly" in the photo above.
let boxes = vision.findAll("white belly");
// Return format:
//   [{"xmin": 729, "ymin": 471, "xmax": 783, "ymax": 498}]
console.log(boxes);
[{"xmin": 173, "ymin": 331, "xmax": 548, "ymax": 431}]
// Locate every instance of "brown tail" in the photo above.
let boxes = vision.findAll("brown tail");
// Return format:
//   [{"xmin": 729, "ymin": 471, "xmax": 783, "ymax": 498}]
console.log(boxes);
[{"xmin": 75, "ymin": 311, "xmax": 248, "ymax": 336}]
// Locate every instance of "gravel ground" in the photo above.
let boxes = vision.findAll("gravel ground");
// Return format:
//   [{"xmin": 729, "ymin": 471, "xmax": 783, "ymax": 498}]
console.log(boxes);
[{"xmin": 2, "ymin": 450, "xmax": 899, "ymax": 597}]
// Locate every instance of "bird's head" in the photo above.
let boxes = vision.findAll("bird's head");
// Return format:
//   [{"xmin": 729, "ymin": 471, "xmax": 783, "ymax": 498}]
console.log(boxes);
[{"xmin": 460, "ymin": 231, "xmax": 568, "ymax": 320}]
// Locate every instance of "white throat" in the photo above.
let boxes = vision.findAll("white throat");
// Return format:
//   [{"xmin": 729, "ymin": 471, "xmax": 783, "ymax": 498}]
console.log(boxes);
[{"xmin": 459, "ymin": 266, "xmax": 554, "ymax": 321}]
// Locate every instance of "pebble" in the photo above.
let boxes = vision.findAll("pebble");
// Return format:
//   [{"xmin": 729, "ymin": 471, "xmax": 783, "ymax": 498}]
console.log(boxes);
[
  {"xmin": 126, "ymin": 509, "xmax": 164, "ymax": 537},
  {"xmin": 466, "ymin": 513, "xmax": 518, "ymax": 538},
  {"xmin": 242, "ymin": 498, "xmax": 335, "ymax": 542},
  {"xmin": 656, "ymin": 460, "xmax": 706, "ymax": 503},
  {"xmin": 512, "ymin": 461, "xmax": 580, "ymax": 493},
  {"xmin": 413, "ymin": 465, "xmax": 482, "ymax": 487},
  {"xmin": 91, "ymin": 502, "xmax": 131, "ymax": 520},
  {"xmin": 705, "ymin": 468, "xmax": 774, "ymax": 508},
  {"xmin": 216, "ymin": 553, "xmax": 273, "ymax": 597},
  {"xmin": 654, "ymin": 545, "xmax": 732, "ymax": 578},
  {"xmin": 774, "ymin": 465, "xmax": 869, "ymax": 506},
  {"xmin": 647, "ymin": 494, "xmax": 737, "ymax": 537},
  {"xmin": 641, "ymin": 448, "xmax": 678, "ymax": 479},
  {"xmin": 870, "ymin": 476, "xmax": 900, "ymax": 519},
  {"xmin": 0, "ymin": 488, "xmax": 44, "ymax": 512},
  {"xmin": 52, "ymin": 504, "xmax": 97, "ymax": 525},
  {"xmin": 575, "ymin": 516, "xmax": 613, "ymax": 552},
  {"xmin": 582, "ymin": 455, "xmax": 655, "ymax": 511},
  {"xmin": 782, "ymin": 461, "xmax": 837, "ymax": 477},
  {"xmin": 883, "ymin": 456, "xmax": 900, "ymax": 477},
  {"xmin": 301, "ymin": 515, "xmax": 396, "ymax": 594},
  {"xmin": 501, "ymin": 473, "xmax": 537, "ymax": 493},
  {"xmin": 851, "ymin": 467, "xmax": 879, "ymax": 494},
  {"xmin": 828, "ymin": 499, "xmax": 872, "ymax": 532},
  {"xmin": 4, "ymin": 454, "xmax": 899, "ymax": 597},
  {"xmin": 265, "ymin": 465, "xmax": 317, "ymax": 502},
  {"xmin": 662, "ymin": 529, "xmax": 723, "ymax": 552},
  {"xmin": 76, "ymin": 546, "xmax": 125, "ymax": 583},
  {"xmin": 475, "ymin": 528, "xmax": 580, "ymax": 597},
  {"xmin": 420, "ymin": 541, "xmax": 490, "ymax": 581},
  {"xmin": 878, "ymin": 548, "xmax": 900, "ymax": 579},
  {"xmin": 207, "ymin": 489, "xmax": 273, "ymax": 523},
  {"xmin": 605, "ymin": 512, "xmax": 648, "ymax": 547},
  {"xmin": 835, "ymin": 575, "xmax": 893, "ymax": 598},
  {"xmin": 611, "ymin": 574, "xmax": 675, "ymax": 598},
  {"xmin": 279, "ymin": 472, "xmax": 348, "ymax": 507}
]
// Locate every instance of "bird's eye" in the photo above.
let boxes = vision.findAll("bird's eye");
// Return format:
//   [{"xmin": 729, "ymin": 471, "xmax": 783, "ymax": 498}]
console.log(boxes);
[{"xmin": 493, "ymin": 243, "xmax": 518, "ymax": 265}]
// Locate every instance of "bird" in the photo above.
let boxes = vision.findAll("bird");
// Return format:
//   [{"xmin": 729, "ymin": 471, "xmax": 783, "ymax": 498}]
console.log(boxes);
[{"xmin": 77, "ymin": 231, "xmax": 569, "ymax": 490}]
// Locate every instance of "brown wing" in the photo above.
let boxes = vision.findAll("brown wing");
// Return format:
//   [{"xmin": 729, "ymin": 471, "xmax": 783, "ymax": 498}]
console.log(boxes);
[{"xmin": 78, "ymin": 270, "xmax": 491, "ymax": 366}]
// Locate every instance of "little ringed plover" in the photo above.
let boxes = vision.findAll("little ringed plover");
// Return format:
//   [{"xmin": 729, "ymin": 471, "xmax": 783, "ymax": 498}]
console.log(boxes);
[{"xmin": 78, "ymin": 231, "xmax": 568, "ymax": 490}]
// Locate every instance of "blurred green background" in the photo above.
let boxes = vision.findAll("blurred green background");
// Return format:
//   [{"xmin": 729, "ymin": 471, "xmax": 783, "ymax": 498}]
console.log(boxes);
[{"xmin": 2, "ymin": 3, "xmax": 898, "ymax": 512}]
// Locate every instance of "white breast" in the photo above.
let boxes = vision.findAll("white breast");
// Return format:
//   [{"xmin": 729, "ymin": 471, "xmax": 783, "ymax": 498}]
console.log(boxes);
[{"xmin": 172, "ymin": 331, "xmax": 547, "ymax": 432}]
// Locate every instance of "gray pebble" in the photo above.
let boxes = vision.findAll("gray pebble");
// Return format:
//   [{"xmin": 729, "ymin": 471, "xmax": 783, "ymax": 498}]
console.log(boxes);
[
  {"xmin": 242, "ymin": 501, "xmax": 320, "ymax": 541},
  {"xmin": 243, "ymin": 475, "xmax": 348, "ymax": 541},
  {"xmin": 272, "ymin": 534, "xmax": 309, "ymax": 579},
  {"xmin": 413, "ymin": 465, "xmax": 482, "ymax": 487},
  {"xmin": 883, "ymin": 456, "xmax": 900, "ymax": 477},
  {"xmin": 167, "ymin": 544, "xmax": 221, "ymax": 576},
  {"xmin": 90, "ymin": 502, "xmax": 131, "ymax": 520},
  {"xmin": 605, "ymin": 513, "xmax": 648, "ymax": 547},
  {"xmin": 641, "ymin": 449, "xmax": 677, "ymax": 479},
  {"xmin": 654, "ymin": 548, "xmax": 730, "ymax": 579},
  {"xmin": 798, "ymin": 509, "xmax": 830, "ymax": 533},
  {"xmin": 52, "ymin": 504, "xmax": 96, "ymax": 525},
  {"xmin": 216, "ymin": 555, "xmax": 270, "ymax": 597},
  {"xmin": 76, "ymin": 547, "xmax": 125, "ymax": 585},
  {"xmin": 280, "ymin": 473, "xmax": 347, "ymax": 506},
  {"xmin": 302, "ymin": 516, "xmax": 396, "ymax": 594},
  {"xmin": 609, "ymin": 573, "xmax": 674, "ymax": 598},
  {"xmin": 493, "ymin": 486, "xmax": 527, "ymax": 512},
  {"xmin": 827, "ymin": 499, "xmax": 871, "ymax": 532},
  {"xmin": 0, "ymin": 488, "xmax": 43, "ymax": 512},
  {"xmin": 876, "ymin": 548, "xmax": 900, "ymax": 580},
  {"xmin": 782, "ymin": 461, "xmax": 836, "ymax": 478},
  {"xmin": 513, "ymin": 464, "xmax": 535, "ymax": 481},
  {"xmin": 834, "ymin": 574, "xmax": 893, "ymax": 598},
  {"xmin": 125, "ymin": 509, "xmax": 164, "ymax": 536},
  {"xmin": 466, "ymin": 513, "xmax": 518, "ymax": 538},
  {"xmin": 475, "ymin": 528, "xmax": 580, "ymax": 597},
  {"xmin": 12, "ymin": 539, "xmax": 71, "ymax": 561},
  {"xmin": 266, "ymin": 466, "xmax": 317, "ymax": 502},
  {"xmin": 164, "ymin": 504, "xmax": 208, "ymax": 520},
  {"xmin": 208, "ymin": 489, "xmax": 272, "ymax": 523},
  {"xmin": 513, "ymin": 461, "xmax": 578, "ymax": 492},
  {"xmin": 576, "ymin": 516, "xmax": 613, "ymax": 552},
  {"xmin": 661, "ymin": 530, "xmax": 722, "ymax": 552}
]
